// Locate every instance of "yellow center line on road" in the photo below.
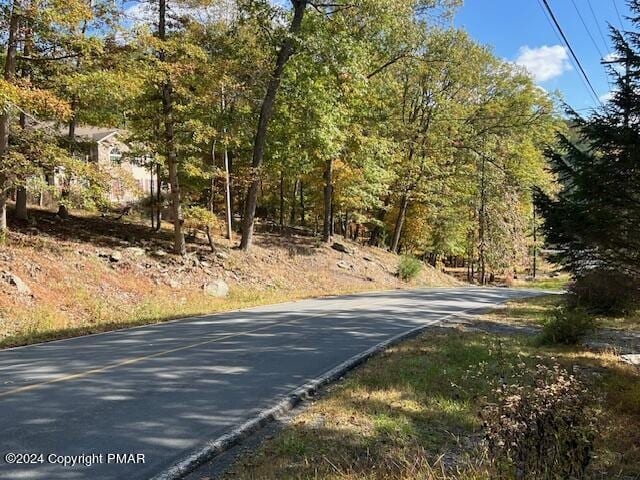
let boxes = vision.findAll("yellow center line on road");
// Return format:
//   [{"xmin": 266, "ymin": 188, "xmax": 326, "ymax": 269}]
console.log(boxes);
[{"xmin": 0, "ymin": 297, "xmax": 400, "ymax": 398}]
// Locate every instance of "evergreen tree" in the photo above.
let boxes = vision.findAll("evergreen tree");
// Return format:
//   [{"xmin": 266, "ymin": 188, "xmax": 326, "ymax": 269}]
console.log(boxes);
[{"xmin": 536, "ymin": 2, "xmax": 640, "ymax": 306}]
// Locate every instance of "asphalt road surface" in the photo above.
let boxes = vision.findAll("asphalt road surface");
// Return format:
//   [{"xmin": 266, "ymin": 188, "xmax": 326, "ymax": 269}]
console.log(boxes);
[{"xmin": 0, "ymin": 287, "xmax": 542, "ymax": 480}]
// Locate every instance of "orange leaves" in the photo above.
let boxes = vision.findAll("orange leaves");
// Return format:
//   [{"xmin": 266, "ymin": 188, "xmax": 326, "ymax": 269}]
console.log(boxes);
[
  {"xmin": 0, "ymin": 80, "xmax": 72, "ymax": 121},
  {"xmin": 18, "ymin": 87, "xmax": 73, "ymax": 121}
]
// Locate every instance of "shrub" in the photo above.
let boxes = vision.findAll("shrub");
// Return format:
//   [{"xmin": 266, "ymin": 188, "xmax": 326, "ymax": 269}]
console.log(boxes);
[
  {"xmin": 398, "ymin": 255, "xmax": 422, "ymax": 281},
  {"xmin": 183, "ymin": 206, "xmax": 222, "ymax": 252},
  {"xmin": 568, "ymin": 270, "xmax": 639, "ymax": 316},
  {"xmin": 482, "ymin": 364, "xmax": 597, "ymax": 480},
  {"xmin": 539, "ymin": 305, "xmax": 596, "ymax": 345}
]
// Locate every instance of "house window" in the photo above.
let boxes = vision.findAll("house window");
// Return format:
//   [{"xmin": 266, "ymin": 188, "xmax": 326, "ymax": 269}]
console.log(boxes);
[{"xmin": 109, "ymin": 148, "xmax": 122, "ymax": 164}]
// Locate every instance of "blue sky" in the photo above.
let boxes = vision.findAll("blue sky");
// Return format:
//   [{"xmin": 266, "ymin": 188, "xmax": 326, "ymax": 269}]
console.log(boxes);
[
  {"xmin": 125, "ymin": 0, "xmax": 629, "ymax": 112},
  {"xmin": 454, "ymin": 0, "xmax": 631, "ymax": 112}
]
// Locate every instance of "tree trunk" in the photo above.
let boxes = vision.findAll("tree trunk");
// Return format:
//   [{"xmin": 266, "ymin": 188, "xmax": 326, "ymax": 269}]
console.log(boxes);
[
  {"xmin": 322, "ymin": 158, "xmax": 333, "ymax": 242},
  {"xmin": 279, "ymin": 170, "xmax": 285, "ymax": 229},
  {"xmin": 390, "ymin": 195, "xmax": 409, "ymax": 253},
  {"xmin": 478, "ymin": 157, "xmax": 487, "ymax": 285},
  {"xmin": 299, "ymin": 181, "xmax": 305, "ymax": 226},
  {"xmin": 15, "ymin": 188, "xmax": 27, "ymax": 220},
  {"xmin": 165, "ymin": 111, "xmax": 185, "ymax": 255},
  {"xmin": 220, "ymin": 90, "xmax": 233, "ymax": 241},
  {"xmin": 290, "ymin": 178, "xmax": 298, "ymax": 225},
  {"xmin": 223, "ymin": 144, "xmax": 232, "ymax": 240},
  {"xmin": 150, "ymin": 164, "xmax": 155, "ymax": 229},
  {"xmin": 159, "ymin": 0, "xmax": 185, "ymax": 255},
  {"xmin": 0, "ymin": 2, "xmax": 19, "ymax": 234},
  {"xmin": 240, "ymin": 0, "xmax": 307, "ymax": 251},
  {"xmin": 68, "ymin": 105, "xmax": 77, "ymax": 140},
  {"xmin": 15, "ymin": 15, "xmax": 33, "ymax": 222},
  {"xmin": 205, "ymin": 225, "xmax": 215, "ymax": 253},
  {"xmin": 343, "ymin": 212, "xmax": 349, "ymax": 239},
  {"xmin": 532, "ymin": 207, "xmax": 537, "ymax": 279},
  {"xmin": 155, "ymin": 163, "xmax": 162, "ymax": 231},
  {"xmin": 330, "ymin": 193, "xmax": 335, "ymax": 237},
  {"xmin": 369, "ymin": 194, "xmax": 390, "ymax": 246},
  {"xmin": 209, "ymin": 139, "xmax": 216, "ymax": 213}
]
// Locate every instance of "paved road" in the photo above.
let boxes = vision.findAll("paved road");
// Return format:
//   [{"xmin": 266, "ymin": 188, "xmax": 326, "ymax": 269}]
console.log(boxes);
[{"xmin": 0, "ymin": 287, "xmax": 541, "ymax": 480}]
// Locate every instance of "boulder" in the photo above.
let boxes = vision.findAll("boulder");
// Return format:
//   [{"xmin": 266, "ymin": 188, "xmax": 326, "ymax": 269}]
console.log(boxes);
[
  {"xmin": 109, "ymin": 251, "xmax": 122, "ymax": 263},
  {"xmin": 125, "ymin": 247, "xmax": 146, "ymax": 257},
  {"xmin": 337, "ymin": 260, "xmax": 352, "ymax": 270},
  {"xmin": 621, "ymin": 354, "xmax": 640, "ymax": 366},
  {"xmin": 203, "ymin": 279, "xmax": 229, "ymax": 297},
  {"xmin": 2, "ymin": 272, "xmax": 31, "ymax": 295},
  {"xmin": 152, "ymin": 249, "xmax": 168, "ymax": 258},
  {"xmin": 215, "ymin": 251, "xmax": 229, "ymax": 260},
  {"xmin": 331, "ymin": 242, "xmax": 355, "ymax": 255}
]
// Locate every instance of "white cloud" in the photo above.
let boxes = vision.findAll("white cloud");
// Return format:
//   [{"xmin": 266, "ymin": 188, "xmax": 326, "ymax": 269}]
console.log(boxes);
[
  {"xmin": 603, "ymin": 52, "xmax": 620, "ymax": 62},
  {"xmin": 602, "ymin": 52, "xmax": 625, "ymax": 75},
  {"xmin": 515, "ymin": 45, "xmax": 572, "ymax": 82},
  {"xmin": 599, "ymin": 89, "xmax": 617, "ymax": 103}
]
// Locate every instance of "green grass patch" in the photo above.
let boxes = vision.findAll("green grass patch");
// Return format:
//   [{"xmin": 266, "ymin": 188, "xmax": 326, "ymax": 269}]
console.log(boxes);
[{"xmin": 514, "ymin": 274, "xmax": 570, "ymax": 290}]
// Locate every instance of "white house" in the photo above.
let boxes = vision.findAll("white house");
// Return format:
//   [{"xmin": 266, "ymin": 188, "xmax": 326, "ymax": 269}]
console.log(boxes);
[{"xmin": 54, "ymin": 125, "xmax": 154, "ymax": 205}]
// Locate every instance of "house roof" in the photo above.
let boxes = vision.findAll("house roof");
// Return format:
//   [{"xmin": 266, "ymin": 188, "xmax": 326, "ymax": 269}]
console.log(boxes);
[
  {"xmin": 37, "ymin": 121, "xmax": 124, "ymax": 144},
  {"xmin": 73, "ymin": 126, "xmax": 121, "ymax": 143}
]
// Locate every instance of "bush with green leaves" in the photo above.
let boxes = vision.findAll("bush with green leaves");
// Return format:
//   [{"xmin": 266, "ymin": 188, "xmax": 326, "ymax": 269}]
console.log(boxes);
[
  {"xmin": 397, "ymin": 255, "xmax": 422, "ymax": 281},
  {"xmin": 539, "ymin": 305, "xmax": 596, "ymax": 345},
  {"xmin": 482, "ymin": 364, "xmax": 597, "ymax": 480}
]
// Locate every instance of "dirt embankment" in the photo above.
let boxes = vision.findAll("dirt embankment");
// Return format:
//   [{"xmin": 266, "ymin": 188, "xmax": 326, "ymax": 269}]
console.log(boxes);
[{"xmin": 0, "ymin": 209, "xmax": 458, "ymax": 347}]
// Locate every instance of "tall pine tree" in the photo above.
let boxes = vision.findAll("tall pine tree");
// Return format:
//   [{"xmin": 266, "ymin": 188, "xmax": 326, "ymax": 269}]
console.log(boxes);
[{"xmin": 535, "ymin": 0, "xmax": 640, "ymax": 309}]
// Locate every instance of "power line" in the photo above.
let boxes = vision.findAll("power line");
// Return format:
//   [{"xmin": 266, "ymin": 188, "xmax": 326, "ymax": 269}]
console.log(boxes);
[
  {"xmin": 586, "ymin": 0, "xmax": 610, "ymax": 52},
  {"xmin": 570, "ymin": 0, "xmax": 604, "ymax": 59},
  {"xmin": 540, "ymin": 0, "xmax": 602, "ymax": 105},
  {"xmin": 535, "ymin": 0, "xmax": 599, "ymax": 102},
  {"xmin": 612, "ymin": 0, "xmax": 625, "ymax": 30},
  {"xmin": 570, "ymin": 0, "xmax": 616, "ymax": 89},
  {"xmin": 536, "ymin": 0, "xmax": 566, "ymax": 46}
]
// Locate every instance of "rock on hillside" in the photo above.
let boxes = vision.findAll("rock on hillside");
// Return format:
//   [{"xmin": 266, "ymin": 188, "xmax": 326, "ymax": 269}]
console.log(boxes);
[{"xmin": 0, "ymin": 219, "xmax": 458, "ymax": 345}]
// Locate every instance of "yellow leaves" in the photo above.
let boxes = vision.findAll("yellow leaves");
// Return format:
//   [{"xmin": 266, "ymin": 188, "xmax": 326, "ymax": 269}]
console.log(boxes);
[
  {"xmin": 183, "ymin": 206, "xmax": 222, "ymax": 231},
  {"xmin": 0, "ymin": 80, "xmax": 20, "ymax": 114},
  {"xmin": 41, "ymin": 0, "xmax": 94, "ymax": 27}
]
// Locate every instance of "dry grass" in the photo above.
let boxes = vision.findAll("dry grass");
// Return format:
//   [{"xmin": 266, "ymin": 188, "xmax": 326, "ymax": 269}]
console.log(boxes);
[
  {"xmin": 484, "ymin": 294, "xmax": 640, "ymax": 332},
  {"xmin": 0, "ymin": 209, "xmax": 457, "ymax": 348},
  {"xmin": 483, "ymin": 294, "xmax": 564, "ymax": 327},
  {"xmin": 225, "ymin": 298, "xmax": 640, "ymax": 480}
]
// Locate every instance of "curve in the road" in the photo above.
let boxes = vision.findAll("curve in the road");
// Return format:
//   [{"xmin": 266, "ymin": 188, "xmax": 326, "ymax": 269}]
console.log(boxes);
[{"xmin": 0, "ymin": 287, "xmax": 542, "ymax": 480}]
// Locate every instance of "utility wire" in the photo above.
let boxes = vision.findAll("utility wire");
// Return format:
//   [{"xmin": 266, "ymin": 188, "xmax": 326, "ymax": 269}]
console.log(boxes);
[
  {"xmin": 536, "ymin": 0, "xmax": 601, "ymax": 104},
  {"xmin": 612, "ymin": 0, "xmax": 625, "ymax": 30},
  {"xmin": 540, "ymin": 0, "xmax": 602, "ymax": 105},
  {"xmin": 536, "ymin": 0, "xmax": 566, "ymax": 46},
  {"xmin": 587, "ymin": 0, "xmax": 611, "ymax": 52},
  {"xmin": 570, "ymin": 0, "xmax": 615, "ymax": 89},
  {"xmin": 570, "ymin": 0, "xmax": 604, "ymax": 58}
]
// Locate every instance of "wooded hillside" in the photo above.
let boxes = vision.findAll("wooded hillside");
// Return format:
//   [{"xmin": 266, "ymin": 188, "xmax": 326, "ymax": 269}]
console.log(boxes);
[{"xmin": 0, "ymin": 0, "xmax": 561, "ymax": 284}]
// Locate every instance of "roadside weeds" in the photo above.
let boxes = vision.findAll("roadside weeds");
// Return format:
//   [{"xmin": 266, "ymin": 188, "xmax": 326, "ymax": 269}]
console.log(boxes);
[{"xmin": 220, "ymin": 297, "xmax": 640, "ymax": 480}]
